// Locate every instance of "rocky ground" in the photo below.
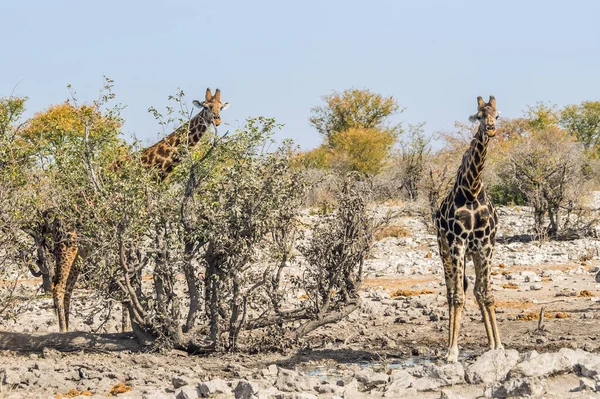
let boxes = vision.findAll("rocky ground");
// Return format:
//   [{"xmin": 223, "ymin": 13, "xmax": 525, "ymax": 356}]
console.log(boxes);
[{"xmin": 1, "ymin": 196, "xmax": 600, "ymax": 398}]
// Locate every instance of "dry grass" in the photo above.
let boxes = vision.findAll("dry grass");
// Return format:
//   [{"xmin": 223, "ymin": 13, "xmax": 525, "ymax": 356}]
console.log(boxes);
[
  {"xmin": 108, "ymin": 383, "xmax": 132, "ymax": 397},
  {"xmin": 579, "ymin": 290, "xmax": 594, "ymax": 297},
  {"xmin": 374, "ymin": 224, "xmax": 411, "ymax": 241},
  {"xmin": 516, "ymin": 311, "xmax": 571, "ymax": 321},
  {"xmin": 55, "ymin": 390, "xmax": 92, "ymax": 399},
  {"xmin": 391, "ymin": 289, "xmax": 435, "ymax": 297},
  {"xmin": 502, "ymin": 282, "xmax": 519, "ymax": 289}
]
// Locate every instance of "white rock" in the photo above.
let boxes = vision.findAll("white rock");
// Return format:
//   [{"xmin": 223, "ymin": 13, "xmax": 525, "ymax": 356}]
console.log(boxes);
[
  {"xmin": 465, "ymin": 349, "xmax": 519, "ymax": 384},
  {"xmin": 521, "ymin": 271, "xmax": 541, "ymax": 283},
  {"xmin": 198, "ymin": 378, "xmax": 232, "ymax": 397},
  {"xmin": 176, "ymin": 385, "xmax": 201, "ymax": 399},
  {"xmin": 486, "ymin": 376, "xmax": 547, "ymax": 398},
  {"xmin": 440, "ymin": 390, "xmax": 467, "ymax": 399}
]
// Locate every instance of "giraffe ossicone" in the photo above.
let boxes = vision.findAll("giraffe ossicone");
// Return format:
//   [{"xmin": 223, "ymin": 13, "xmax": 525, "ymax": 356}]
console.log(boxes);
[{"xmin": 434, "ymin": 95, "xmax": 502, "ymax": 363}]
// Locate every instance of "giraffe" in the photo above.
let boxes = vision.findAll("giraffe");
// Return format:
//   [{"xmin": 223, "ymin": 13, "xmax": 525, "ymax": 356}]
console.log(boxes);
[
  {"xmin": 434, "ymin": 95, "xmax": 502, "ymax": 363},
  {"xmin": 47, "ymin": 88, "xmax": 230, "ymax": 332}
]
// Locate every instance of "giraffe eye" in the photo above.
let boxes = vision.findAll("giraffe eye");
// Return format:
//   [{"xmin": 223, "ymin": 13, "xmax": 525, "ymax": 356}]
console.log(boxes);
[{"xmin": 495, "ymin": 115, "xmax": 499, "ymax": 120}]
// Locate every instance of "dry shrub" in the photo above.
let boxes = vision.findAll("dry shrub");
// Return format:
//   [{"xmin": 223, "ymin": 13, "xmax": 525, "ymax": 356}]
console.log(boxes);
[
  {"xmin": 374, "ymin": 224, "xmax": 410, "ymax": 240},
  {"xmin": 516, "ymin": 311, "xmax": 570, "ymax": 321},
  {"xmin": 502, "ymin": 282, "xmax": 519, "ymax": 290},
  {"xmin": 391, "ymin": 289, "xmax": 434, "ymax": 297},
  {"xmin": 579, "ymin": 290, "xmax": 594, "ymax": 297},
  {"xmin": 55, "ymin": 390, "xmax": 93, "ymax": 399},
  {"xmin": 108, "ymin": 383, "xmax": 131, "ymax": 396}
]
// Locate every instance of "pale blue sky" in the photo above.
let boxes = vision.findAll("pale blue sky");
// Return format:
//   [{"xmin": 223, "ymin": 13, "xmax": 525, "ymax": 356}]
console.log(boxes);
[{"xmin": 1, "ymin": 0, "xmax": 599, "ymax": 149}]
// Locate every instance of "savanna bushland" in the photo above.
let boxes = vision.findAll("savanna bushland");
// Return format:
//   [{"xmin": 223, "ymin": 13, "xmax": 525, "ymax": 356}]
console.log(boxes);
[{"xmin": 1, "ymin": 83, "xmax": 600, "ymax": 398}]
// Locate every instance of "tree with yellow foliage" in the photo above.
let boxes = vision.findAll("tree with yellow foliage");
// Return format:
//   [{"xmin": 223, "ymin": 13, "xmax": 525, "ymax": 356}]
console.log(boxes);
[{"xmin": 302, "ymin": 88, "xmax": 402, "ymax": 174}]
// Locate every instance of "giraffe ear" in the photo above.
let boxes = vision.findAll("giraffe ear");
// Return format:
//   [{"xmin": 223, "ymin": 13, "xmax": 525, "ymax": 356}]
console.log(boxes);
[
  {"xmin": 477, "ymin": 96, "xmax": 485, "ymax": 109},
  {"xmin": 192, "ymin": 100, "xmax": 204, "ymax": 109},
  {"xmin": 221, "ymin": 102, "xmax": 231, "ymax": 111},
  {"xmin": 469, "ymin": 114, "xmax": 479, "ymax": 123}
]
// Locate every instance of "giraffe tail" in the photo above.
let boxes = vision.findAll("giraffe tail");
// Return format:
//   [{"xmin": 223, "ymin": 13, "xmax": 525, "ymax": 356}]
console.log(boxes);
[{"xmin": 463, "ymin": 254, "xmax": 468, "ymax": 293}]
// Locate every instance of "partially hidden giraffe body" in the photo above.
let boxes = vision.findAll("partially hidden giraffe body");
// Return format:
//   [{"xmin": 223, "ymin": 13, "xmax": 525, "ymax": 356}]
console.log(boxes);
[
  {"xmin": 49, "ymin": 88, "xmax": 230, "ymax": 332},
  {"xmin": 434, "ymin": 95, "xmax": 502, "ymax": 363}
]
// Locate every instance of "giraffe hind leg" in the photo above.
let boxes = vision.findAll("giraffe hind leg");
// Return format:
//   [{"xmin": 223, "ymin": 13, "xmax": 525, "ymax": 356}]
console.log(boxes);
[
  {"xmin": 54, "ymin": 232, "xmax": 78, "ymax": 332},
  {"xmin": 64, "ymin": 255, "xmax": 82, "ymax": 331},
  {"xmin": 473, "ymin": 251, "xmax": 503, "ymax": 350}
]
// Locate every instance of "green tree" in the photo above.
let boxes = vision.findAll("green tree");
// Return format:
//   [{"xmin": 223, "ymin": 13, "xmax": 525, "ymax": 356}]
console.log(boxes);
[
  {"xmin": 560, "ymin": 101, "xmax": 600, "ymax": 152},
  {"xmin": 309, "ymin": 88, "xmax": 402, "ymax": 145},
  {"xmin": 525, "ymin": 102, "xmax": 558, "ymax": 131}
]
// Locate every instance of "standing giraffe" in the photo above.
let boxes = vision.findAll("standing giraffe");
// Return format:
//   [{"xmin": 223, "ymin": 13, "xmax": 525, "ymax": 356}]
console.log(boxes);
[
  {"xmin": 434, "ymin": 95, "xmax": 502, "ymax": 363},
  {"xmin": 49, "ymin": 88, "xmax": 230, "ymax": 332}
]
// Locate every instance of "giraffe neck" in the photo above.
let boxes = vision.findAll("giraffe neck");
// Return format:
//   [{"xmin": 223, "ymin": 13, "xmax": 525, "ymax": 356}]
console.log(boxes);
[
  {"xmin": 454, "ymin": 124, "xmax": 489, "ymax": 201},
  {"xmin": 140, "ymin": 107, "xmax": 212, "ymax": 174}
]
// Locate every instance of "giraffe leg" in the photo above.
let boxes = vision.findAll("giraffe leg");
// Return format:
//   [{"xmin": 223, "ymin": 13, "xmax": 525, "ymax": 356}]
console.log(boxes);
[
  {"xmin": 64, "ymin": 254, "xmax": 81, "ymax": 331},
  {"xmin": 447, "ymin": 244, "xmax": 466, "ymax": 363},
  {"xmin": 53, "ymin": 265, "xmax": 68, "ymax": 333},
  {"xmin": 473, "ymin": 248, "xmax": 503, "ymax": 350},
  {"xmin": 473, "ymin": 252, "xmax": 494, "ymax": 349},
  {"xmin": 54, "ymin": 232, "xmax": 78, "ymax": 333},
  {"xmin": 438, "ymin": 234, "xmax": 465, "ymax": 363}
]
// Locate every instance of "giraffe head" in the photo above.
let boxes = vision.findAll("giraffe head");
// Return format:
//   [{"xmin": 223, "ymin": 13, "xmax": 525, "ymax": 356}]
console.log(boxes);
[
  {"xmin": 192, "ymin": 88, "xmax": 230, "ymax": 126},
  {"xmin": 469, "ymin": 96, "xmax": 499, "ymax": 137}
]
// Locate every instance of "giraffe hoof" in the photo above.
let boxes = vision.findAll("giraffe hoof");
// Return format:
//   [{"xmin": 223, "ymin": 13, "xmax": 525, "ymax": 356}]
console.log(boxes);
[{"xmin": 446, "ymin": 349, "xmax": 459, "ymax": 363}]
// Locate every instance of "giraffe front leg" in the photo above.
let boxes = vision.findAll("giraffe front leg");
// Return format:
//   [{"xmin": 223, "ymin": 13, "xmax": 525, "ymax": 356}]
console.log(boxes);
[
  {"xmin": 447, "ymin": 248, "xmax": 465, "ymax": 363},
  {"xmin": 438, "ymin": 234, "xmax": 465, "ymax": 363},
  {"xmin": 53, "ymin": 284, "xmax": 68, "ymax": 332},
  {"xmin": 64, "ymin": 256, "xmax": 81, "ymax": 332}
]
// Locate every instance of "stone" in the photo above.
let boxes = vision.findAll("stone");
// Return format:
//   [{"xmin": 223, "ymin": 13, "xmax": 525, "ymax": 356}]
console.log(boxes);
[
  {"xmin": 354, "ymin": 367, "xmax": 374, "ymax": 384},
  {"xmin": 176, "ymin": 385, "xmax": 201, "ymax": 399},
  {"xmin": 145, "ymin": 392, "xmax": 177, "ymax": 399},
  {"xmin": 521, "ymin": 271, "xmax": 541, "ymax": 283},
  {"xmin": 234, "ymin": 380, "xmax": 260, "ymax": 399},
  {"xmin": 172, "ymin": 376, "xmax": 192, "ymax": 389},
  {"xmin": 340, "ymin": 379, "xmax": 360, "ymax": 398},
  {"xmin": 275, "ymin": 368, "xmax": 319, "ymax": 392},
  {"xmin": 292, "ymin": 393, "xmax": 317, "ymax": 399},
  {"xmin": 486, "ymin": 376, "xmax": 547, "ymax": 398},
  {"xmin": 576, "ymin": 377, "xmax": 596, "ymax": 392},
  {"xmin": 465, "ymin": 349, "xmax": 519, "ymax": 384},
  {"xmin": 383, "ymin": 386, "xmax": 418, "ymax": 398},
  {"xmin": 389, "ymin": 369, "xmax": 414, "ymax": 387},
  {"xmin": 440, "ymin": 390, "xmax": 466, "ymax": 399},
  {"xmin": 510, "ymin": 348, "xmax": 581, "ymax": 378},
  {"xmin": 411, "ymin": 363, "xmax": 464, "ymax": 391},
  {"xmin": 256, "ymin": 386, "xmax": 286, "ymax": 399},
  {"xmin": 197, "ymin": 378, "xmax": 232, "ymax": 397}
]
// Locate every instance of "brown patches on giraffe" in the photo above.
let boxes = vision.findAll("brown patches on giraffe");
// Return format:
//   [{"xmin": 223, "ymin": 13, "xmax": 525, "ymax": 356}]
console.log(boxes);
[
  {"xmin": 140, "ymin": 87, "xmax": 230, "ymax": 176},
  {"xmin": 434, "ymin": 95, "xmax": 502, "ymax": 362}
]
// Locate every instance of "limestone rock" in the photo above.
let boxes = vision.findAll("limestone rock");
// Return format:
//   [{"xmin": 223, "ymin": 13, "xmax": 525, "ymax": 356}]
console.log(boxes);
[{"xmin": 465, "ymin": 349, "xmax": 519, "ymax": 384}]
